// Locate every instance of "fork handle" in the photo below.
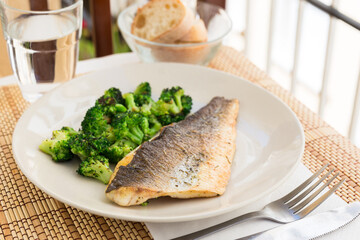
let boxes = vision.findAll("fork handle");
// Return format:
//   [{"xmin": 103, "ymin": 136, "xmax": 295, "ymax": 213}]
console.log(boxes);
[{"xmin": 171, "ymin": 211, "xmax": 268, "ymax": 240}]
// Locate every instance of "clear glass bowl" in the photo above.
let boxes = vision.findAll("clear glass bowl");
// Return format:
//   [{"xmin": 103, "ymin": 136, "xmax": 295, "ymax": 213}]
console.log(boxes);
[{"xmin": 117, "ymin": 1, "xmax": 232, "ymax": 65}]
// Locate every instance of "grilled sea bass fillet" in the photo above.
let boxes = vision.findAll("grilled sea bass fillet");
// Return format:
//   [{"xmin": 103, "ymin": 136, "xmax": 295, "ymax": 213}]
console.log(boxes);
[{"xmin": 106, "ymin": 97, "xmax": 239, "ymax": 206}]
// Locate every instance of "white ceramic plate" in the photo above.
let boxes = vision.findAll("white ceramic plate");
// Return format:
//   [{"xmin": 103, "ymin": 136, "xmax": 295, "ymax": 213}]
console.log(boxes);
[{"xmin": 12, "ymin": 63, "xmax": 304, "ymax": 222}]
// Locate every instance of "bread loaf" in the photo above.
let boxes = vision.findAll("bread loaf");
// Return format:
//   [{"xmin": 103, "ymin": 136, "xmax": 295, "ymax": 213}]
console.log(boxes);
[{"xmin": 131, "ymin": 0, "xmax": 195, "ymax": 43}]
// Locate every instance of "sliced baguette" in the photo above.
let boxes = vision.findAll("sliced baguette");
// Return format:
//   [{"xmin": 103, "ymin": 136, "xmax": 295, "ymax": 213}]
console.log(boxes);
[
  {"xmin": 131, "ymin": 0, "xmax": 195, "ymax": 43},
  {"xmin": 177, "ymin": 18, "xmax": 208, "ymax": 43}
]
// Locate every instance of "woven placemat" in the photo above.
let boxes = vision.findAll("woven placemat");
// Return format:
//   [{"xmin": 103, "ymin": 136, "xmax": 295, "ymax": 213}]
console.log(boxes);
[
  {"xmin": 0, "ymin": 46, "xmax": 359, "ymax": 239},
  {"xmin": 0, "ymin": 86, "xmax": 152, "ymax": 238}
]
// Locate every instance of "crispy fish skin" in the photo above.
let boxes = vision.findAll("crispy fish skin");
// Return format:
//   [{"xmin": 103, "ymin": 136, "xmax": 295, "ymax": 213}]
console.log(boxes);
[{"xmin": 106, "ymin": 97, "xmax": 239, "ymax": 206}]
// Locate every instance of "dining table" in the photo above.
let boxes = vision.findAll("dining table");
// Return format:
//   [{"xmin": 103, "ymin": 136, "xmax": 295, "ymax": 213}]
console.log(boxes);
[{"xmin": 0, "ymin": 46, "xmax": 359, "ymax": 239}]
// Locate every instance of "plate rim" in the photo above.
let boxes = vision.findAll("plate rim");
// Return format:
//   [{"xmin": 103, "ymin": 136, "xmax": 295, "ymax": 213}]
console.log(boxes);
[{"xmin": 12, "ymin": 62, "xmax": 305, "ymax": 222}]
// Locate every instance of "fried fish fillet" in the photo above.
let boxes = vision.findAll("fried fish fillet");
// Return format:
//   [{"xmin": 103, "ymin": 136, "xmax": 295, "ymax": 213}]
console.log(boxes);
[{"xmin": 106, "ymin": 97, "xmax": 239, "ymax": 206}]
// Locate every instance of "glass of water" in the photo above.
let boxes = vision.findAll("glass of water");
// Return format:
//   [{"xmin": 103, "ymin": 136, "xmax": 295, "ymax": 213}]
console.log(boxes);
[{"xmin": 0, "ymin": 0, "xmax": 83, "ymax": 102}]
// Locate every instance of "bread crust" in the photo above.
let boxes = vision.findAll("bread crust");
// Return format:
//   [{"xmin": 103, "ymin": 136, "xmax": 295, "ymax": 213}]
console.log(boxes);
[
  {"xmin": 131, "ymin": 0, "xmax": 195, "ymax": 43},
  {"xmin": 154, "ymin": 0, "xmax": 195, "ymax": 42}
]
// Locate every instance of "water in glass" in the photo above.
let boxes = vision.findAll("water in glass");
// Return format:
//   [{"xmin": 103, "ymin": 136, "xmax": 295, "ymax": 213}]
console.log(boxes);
[{"xmin": 6, "ymin": 13, "xmax": 80, "ymax": 102}]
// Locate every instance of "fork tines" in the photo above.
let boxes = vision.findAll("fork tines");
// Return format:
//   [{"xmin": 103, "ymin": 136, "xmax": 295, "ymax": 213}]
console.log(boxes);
[{"xmin": 282, "ymin": 163, "xmax": 345, "ymax": 218}]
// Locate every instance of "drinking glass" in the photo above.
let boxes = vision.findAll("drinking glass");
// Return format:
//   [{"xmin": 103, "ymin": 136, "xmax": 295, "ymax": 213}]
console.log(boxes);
[{"xmin": 0, "ymin": 0, "xmax": 83, "ymax": 102}]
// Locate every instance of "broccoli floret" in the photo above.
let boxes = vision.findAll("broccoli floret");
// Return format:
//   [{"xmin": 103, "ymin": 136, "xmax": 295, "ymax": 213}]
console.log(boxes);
[
  {"xmin": 156, "ymin": 114, "xmax": 174, "ymax": 126},
  {"xmin": 104, "ymin": 139, "xmax": 137, "ymax": 163},
  {"xmin": 143, "ymin": 115, "xmax": 162, "ymax": 140},
  {"xmin": 123, "ymin": 85, "xmax": 192, "ymax": 124},
  {"xmin": 123, "ymin": 93, "xmax": 140, "ymax": 112},
  {"xmin": 39, "ymin": 127, "xmax": 78, "ymax": 162},
  {"xmin": 154, "ymin": 99, "xmax": 181, "ymax": 115},
  {"xmin": 180, "ymin": 95, "xmax": 192, "ymax": 115},
  {"xmin": 159, "ymin": 87, "xmax": 187, "ymax": 113},
  {"xmin": 96, "ymin": 87, "xmax": 125, "ymax": 106},
  {"xmin": 157, "ymin": 95, "xmax": 193, "ymax": 125},
  {"xmin": 138, "ymin": 103, "xmax": 153, "ymax": 116},
  {"xmin": 95, "ymin": 87, "xmax": 127, "ymax": 116},
  {"xmin": 77, "ymin": 155, "xmax": 113, "ymax": 184},
  {"xmin": 133, "ymin": 82, "xmax": 156, "ymax": 116},
  {"xmin": 134, "ymin": 82, "xmax": 151, "ymax": 96},
  {"xmin": 69, "ymin": 133, "xmax": 111, "ymax": 161},
  {"xmin": 150, "ymin": 86, "xmax": 192, "ymax": 125},
  {"xmin": 111, "ymin": 112, "xmax": 147, "ymax": 145},
  {"xmin": 134, "ymin": 82, "xmax": 152, "ymax": 105},
  {"xmin": 101, "ymin": 103, "xmax": 127, "ymax": 117},
  {"xmin": 81, "ymin": 105, "xmax": 114, "ymax": 141}
]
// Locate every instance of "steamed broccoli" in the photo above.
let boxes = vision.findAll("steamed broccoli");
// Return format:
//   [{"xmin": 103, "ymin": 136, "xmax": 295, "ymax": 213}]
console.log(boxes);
[
  {"xmin": 97, "ymin": 87, "xmax": 125, "ymax": 105},
  {"xmin": 151, "ymin": 86, "xmax": 192, "ymax": 125},
  {"xmin": 95, "ymin": 87, "xmax": 127, "ymax": 116},
  {"xmin": 81, "ymin": 105, "xmax": 114, "ymax": 141},
  {"xmin": 123, "ymin": 93, "xmax": 140, "ymax": 112},
  {"xmin": 159, "ymin": 86, "xmax": 192, "ymax": 114},
  {"xmin": 104, "ymin": 139, "xmax": 137, "ymax": 163},
  {"xmin": 39, "ymin": 127, "xmax": 78, "ymax": 162},
  {"xmin": 134, "ymin": 82, "xmax": 152, "ymax": 105},
  {"xmin": 39, "ymin": 83, "xmax": 193, "ymax": 185},
  {"xmin": 77, "ymin": 155, "xmax": 113, "ymax": 184},
  {"xmin": 69, "ymin": 133, "xmax": 111, "ymax": 161},
  {"xmin": 111, "ymin": 112, "xmax": 148, "ymax": 145},
  {"xmin": 143, "ymin": 115, "xmax": 162, "ymax": 140},
  {"xmin": 121, "ymin": 84, "xmax": 193, "ymax": 125},
  {"xmin": 133, "ymin": 82, "xmax": 156, "ymax": 116}
]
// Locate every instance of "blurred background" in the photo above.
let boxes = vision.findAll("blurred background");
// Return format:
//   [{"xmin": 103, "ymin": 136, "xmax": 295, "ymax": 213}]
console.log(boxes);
[
  {"xmin": 224, "ymin": 0, "xmax": 360, "ymax": 150},
  {"xmin": 1, "ymin": 0, "xmax": 359, "ymax": 148}
]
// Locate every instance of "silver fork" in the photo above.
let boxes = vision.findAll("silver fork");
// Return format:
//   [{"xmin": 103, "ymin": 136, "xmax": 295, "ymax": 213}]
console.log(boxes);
[{"xmin": 172, "ymin": 164, "xmax": 345, "ymax": 240}]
